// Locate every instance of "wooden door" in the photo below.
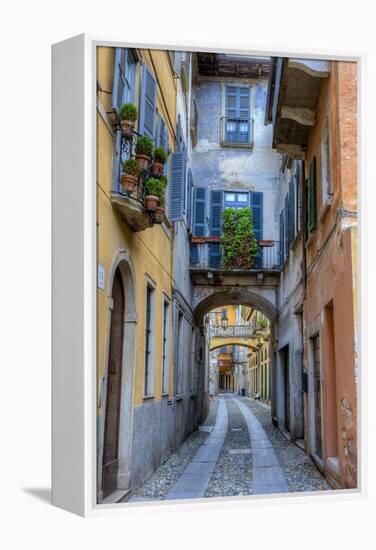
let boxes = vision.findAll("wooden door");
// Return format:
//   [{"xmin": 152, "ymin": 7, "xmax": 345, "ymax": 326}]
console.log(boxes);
[
  {"xmin": 313, "ymin": 335, "xmax": 323, "ymax": 459},
  {"xmin": 284, "ymin": 346, "xmax": 291, "ymax": 432},
  {"xmin": 102, "ymin": 268, "xmax": 125, "ymax": 497}
]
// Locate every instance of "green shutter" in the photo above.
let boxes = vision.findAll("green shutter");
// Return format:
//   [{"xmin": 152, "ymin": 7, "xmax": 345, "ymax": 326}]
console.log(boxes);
[{"xmin": 308, "ymin": 157, "xmax": 317, "ymax": 232}]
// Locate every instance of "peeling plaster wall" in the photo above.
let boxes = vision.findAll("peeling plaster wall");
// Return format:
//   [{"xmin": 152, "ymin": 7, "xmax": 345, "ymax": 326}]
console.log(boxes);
[{"xmin": 192, "ymin": 78, "xmax": 281, "ymax": 241}]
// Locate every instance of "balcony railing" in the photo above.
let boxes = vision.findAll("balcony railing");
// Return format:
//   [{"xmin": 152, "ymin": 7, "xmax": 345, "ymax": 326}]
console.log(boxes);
[
  {"xmin": 190, "ymin": 240, "xmax": 281, "ymax": 271},
  {"xmin": 220, "ymin": 117, "xmax": 254, "ymax": 147},
  {"xmin": 210, "ymin": 325, "xmax": 254, "ymax": 338}
]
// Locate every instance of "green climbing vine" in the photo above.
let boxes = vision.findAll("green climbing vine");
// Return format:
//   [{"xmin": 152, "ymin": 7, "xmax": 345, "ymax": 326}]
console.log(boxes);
[{"xmin": 221, "ymin": 207, "xmax": 258, "ymax": 269}]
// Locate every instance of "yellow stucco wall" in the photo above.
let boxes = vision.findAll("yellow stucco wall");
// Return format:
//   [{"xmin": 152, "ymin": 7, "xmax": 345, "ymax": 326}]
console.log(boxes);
[{"xmin": 96, "ymin": 47, "xmax": 177, "ymax": 411}]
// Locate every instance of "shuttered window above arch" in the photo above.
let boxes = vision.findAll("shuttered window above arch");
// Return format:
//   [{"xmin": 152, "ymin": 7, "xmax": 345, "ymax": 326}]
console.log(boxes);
[
  {"xmin": 139, "ymin": 64, "xmax": 157, "ymax": 140},
  {"xmin": 169, "ymin": 150, "xmax": 186, "ymax": 221}
]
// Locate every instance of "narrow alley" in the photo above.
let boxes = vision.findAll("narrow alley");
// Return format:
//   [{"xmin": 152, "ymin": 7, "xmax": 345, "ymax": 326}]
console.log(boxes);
[
  {"xmin": 95, "ymin": 46, "xmax": 358, "ymax": 504},
  {"xmin": 128, "ymin": 395, "xmax": 329, "ymax": 502}
]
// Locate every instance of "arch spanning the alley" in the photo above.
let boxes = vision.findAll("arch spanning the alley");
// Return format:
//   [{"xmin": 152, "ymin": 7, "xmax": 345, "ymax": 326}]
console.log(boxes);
[
  {"xmin": 210, "ymin": 339, "xmax": 259, "ymax": 352},
  {"xmin": 193, "ymin": 287, "xmax": 278, "ymax": 324}
]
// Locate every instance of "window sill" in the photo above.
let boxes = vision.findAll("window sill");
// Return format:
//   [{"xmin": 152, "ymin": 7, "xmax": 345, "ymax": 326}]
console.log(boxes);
[
  {"xmin": 220, "ymin": 140, "xmax": 254, "ymax": 150},
  {"xmin": 319, "ymin": 195, "xmax": 333, "ymax": 224},
  {"xmin": 161, "ymin": 392, "xmax": 170, "ymax": 398},
  {"xmin": 175, "ymin": 394, "xmax": 184, "ymax": 401},
  {"xmin": 142, "ymin": 394, "xmax": 155, "ymax": 401}
]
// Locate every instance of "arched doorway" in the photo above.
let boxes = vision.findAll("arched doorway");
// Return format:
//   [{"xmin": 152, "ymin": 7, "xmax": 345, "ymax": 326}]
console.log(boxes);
[
  {"xmin": 98, "ymin": 251, "xmax": 137, "ymax": 503},
  {"xmin": 102, "ymin": 267, "xmax": 125, "ymax": 498}
]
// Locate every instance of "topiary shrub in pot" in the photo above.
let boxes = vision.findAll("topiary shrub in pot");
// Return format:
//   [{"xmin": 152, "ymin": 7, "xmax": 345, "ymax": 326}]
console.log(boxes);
[
  {"xmin": 135, "ymin": 135, "xmax": 154, "ymax": 171},
  {"xmin": 119, "ymin": 103, "xmax": 138, "ymax": 137},
  {"xmin": 144, "ymin": 177, "xmax": 165, "ymax": 212},
  {"xmin": 150, "ymin": 147, "xmax": 168, "ymax": 177},
  {"xmin": 151, "ymin": 176, "xmax": 168, "ymax": 223},
  {"xmin": 221, "ymin": 207, "xmax": 258, "ymax": 269},
  {"xmin": 121, "ymin": 159, "xmax": 141, "ymax": 194}
]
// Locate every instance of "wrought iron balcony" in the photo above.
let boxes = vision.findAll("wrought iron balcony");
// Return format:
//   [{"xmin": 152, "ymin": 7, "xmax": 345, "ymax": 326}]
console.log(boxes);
[
  {"xmin": 190, "ymin": 239, "xmax": 281, "ymax": 272},
  {"xmin": 220, "ymin": 116, "xmax": 254, "ymax": 148},
  {"xmin": 210, "ymin": 324, "xmax": 254, "ymax": 338}
]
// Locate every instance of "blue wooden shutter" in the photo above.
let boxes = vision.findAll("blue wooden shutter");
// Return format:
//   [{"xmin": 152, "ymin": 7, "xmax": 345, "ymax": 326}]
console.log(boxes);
[
  {"xmin": 112, "ymin": 48, "xmax": 127, "ymax": 113},
  {"xmin": 169, "ymin": 151, "xmax": 186, "ymax": 221},
  {"xmin": 139, "ymin": 64, "xmax": 157, "ymax": 139},
  {"xmin": 187, "ymin": 169, "xmax": 193, "ymax": 232},
  {"xmin": 193, "ymin": 187, "xmax": 206, "ymax": 236},
  {"xmin": 156, "ymin": 114, "xmax": 167, "ymax": 149},
  {"xmin": 210, "ymin": 190, "xmax": 223, "ymax": 236},
  {"xmin": 209, "ymin": 190, "xmax": 223, "ymax": 268},
  {"xmin": 251, "ymin": 192, "xmax": 263, "ymax": 267}
]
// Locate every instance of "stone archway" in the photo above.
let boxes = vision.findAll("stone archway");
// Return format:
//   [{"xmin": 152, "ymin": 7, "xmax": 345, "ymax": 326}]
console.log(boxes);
[
  {"xmin": 97, "ymin": 250, "xmax": 137, "ymax": 503},
  {"xmin": 194, "ymin": 286, "xmax": 278, "ymax": 418},
  {"xmin": 193, "ymin": 287, "xmax": 278, "ymax": 324}
]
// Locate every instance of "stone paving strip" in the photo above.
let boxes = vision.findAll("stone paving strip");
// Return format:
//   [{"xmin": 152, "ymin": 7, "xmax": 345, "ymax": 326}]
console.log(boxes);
[
  {"xmin": 240, "ymin": 397, "xmax": 331, "ymax": 492},
  {"xmin": 165, "ymin": 396, "xmax": 228, "ymax": 500},
  {"xmin": 232, "ymin": 395, "xmax": 289, "ymax": 495},
  {"xmin": 204, "ymin": 395, "xmax": 253, "ymax": 497}
]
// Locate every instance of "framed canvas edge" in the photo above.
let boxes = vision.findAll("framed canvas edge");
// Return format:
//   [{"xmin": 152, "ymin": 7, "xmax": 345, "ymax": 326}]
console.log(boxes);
[{"xmin": 52, "ymin": 33, "xmax": 367, "ymax": 517}]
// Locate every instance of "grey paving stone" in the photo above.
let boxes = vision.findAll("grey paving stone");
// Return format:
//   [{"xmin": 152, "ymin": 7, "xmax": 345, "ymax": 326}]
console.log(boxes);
[{"xmin": 252, "ymin": 448, "xmax": 280, "ymax": 468}]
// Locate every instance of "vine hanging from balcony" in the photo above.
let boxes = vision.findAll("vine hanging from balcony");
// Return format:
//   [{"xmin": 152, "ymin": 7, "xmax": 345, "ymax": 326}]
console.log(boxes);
[{"xmin": 221, "ymin": 207, "xmax": 258, "ymax": 269}]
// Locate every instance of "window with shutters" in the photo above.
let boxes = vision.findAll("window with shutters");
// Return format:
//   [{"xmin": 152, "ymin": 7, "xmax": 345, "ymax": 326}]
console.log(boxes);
[
  {"xmin": 112, "ymin": 48, "xmax": 135, "ymax": 115},
  {"xmin": 112, "ymin": 48, "xmax": 136, "ymax": 191},
  {"xmin": 144, "ymin": 283, "xmax": 155, "ymax": 397},
  {"xmin": 321, "ymin": 118, "xmax": 332, "ymax": 208},
  {"xmin": 307, "ymin": 157, "xmax": 317, "ymax": 233},
  {"xmin": 139, "ymin": 64, "xmax": 157, "ymax": 140},
  {"xmin": 223, "ymin": 86, "xmax": 252, "ymax": 145},
  {"xmin": 169, "ymin": 150, "xmax": 186, "ymax": 221}
]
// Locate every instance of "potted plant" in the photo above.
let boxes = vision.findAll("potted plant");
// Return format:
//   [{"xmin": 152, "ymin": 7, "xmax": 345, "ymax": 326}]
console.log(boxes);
[
  {"xmin": 119, "ymin": 103, "xmax": 138, "ymax": 137},
  {"xmin": 121, "ymin": 159, "xmax": 141, "ymax": 194},
  {"xmin": 151, "ymin": 176, "xmax": 168, "ymax": 223},
  {"xmin": 150, "ymin": 147, "xmax": 168, "ymax": 177},
  {"xmin": 221, "ymin": 207, "xmax": 258, "ymax": 269},
  {"xmin": 144, "ymin": 177, "xmax": 165, "ymax": 213},
  {"xmin": 135, "ymin": 135, "xmax": 153, "ymax": 171}
]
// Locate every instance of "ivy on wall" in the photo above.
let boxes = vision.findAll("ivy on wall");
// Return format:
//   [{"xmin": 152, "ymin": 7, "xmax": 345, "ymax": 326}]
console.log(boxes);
[{"xmin": 221, "ymin": 207, "xmax": 258, "ymax": 269}]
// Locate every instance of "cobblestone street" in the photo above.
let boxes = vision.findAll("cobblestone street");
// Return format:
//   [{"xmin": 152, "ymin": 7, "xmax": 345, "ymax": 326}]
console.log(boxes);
[{"xmin": 128, "ymin": 395, "xmax": 330, "ymax": 502}]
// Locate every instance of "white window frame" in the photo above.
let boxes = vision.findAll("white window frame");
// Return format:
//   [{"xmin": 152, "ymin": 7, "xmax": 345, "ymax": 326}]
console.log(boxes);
[{"xmin": 161, "ymin": 295, "xmax": 171, "ymax": 395}]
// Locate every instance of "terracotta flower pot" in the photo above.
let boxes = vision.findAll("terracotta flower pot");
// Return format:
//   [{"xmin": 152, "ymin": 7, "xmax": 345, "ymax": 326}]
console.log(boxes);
[
  {"xmin": 135, "ymin": 154, "xmax": 151, "ymax": 171},
  {"xmin": 150, "ymin": 161, "xmax": 164, "ymax": 177},
  {"xmin": 121, "ymin": 173, "xmax": 138, "ymax": 194},
  {"xmin": 120, "ymin": 119, "xmax": 135, "ymax": 138},
  {"xmin": 152, "ymin": 206, "xmax": 164, "ymax": 224},
  {"xmin": 144, "ymin": 195, "xmax": 159, "ymax": 212}
]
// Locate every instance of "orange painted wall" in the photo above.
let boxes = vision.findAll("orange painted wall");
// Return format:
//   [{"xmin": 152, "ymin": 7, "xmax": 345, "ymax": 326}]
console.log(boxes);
[{"xmin": 303, "ymin": 61, "xmax": 358, "ymax": 488}]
